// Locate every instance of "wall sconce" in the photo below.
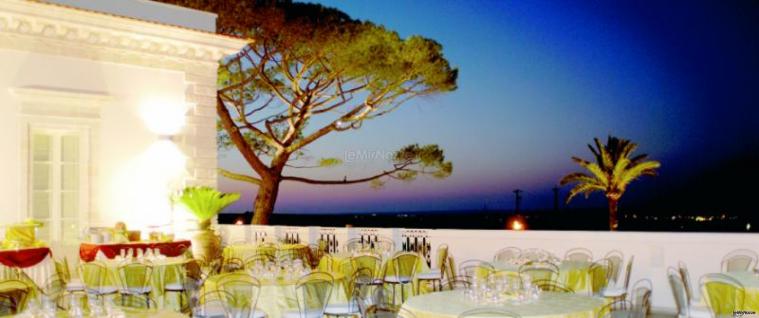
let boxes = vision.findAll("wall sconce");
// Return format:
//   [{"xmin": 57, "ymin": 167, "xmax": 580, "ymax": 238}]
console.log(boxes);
[{"xmin": 140, "ymin": 98, "xmax": 188, "ymax": 136}]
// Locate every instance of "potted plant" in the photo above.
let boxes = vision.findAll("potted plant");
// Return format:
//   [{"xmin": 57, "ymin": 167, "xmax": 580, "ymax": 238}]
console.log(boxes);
[{"xmin": 174, "ymin": 186, "xmax": 240, "ymax": 262}]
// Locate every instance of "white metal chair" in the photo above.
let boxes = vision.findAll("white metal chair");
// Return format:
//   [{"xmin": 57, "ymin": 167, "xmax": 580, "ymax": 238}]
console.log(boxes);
[
  {"xmin": 667, "ymin": 268, "xmax": 710, "ymax": 318},
  {"xmin": 678, "ymin": 261, "xmax": 700, "ymax": 304},
  {"xmin": 518, "ymin": 262, "xmax": 559, "ymax": 288},
  {"xmin": 117, "ymin": 261, "xmax": 154, "ymax": 308},
  {"xmin": 78, "ymin": 261, "xmax": 118, "ymax": 302},
  {"xmin": 521, "ymin": 248, "xmax": 557, "ymax": 263},
  {"xmin": 720, "ymin": 249, "xmax": 758, "ymax": 273},
  {"xmin": 597, "ymin": 299, "xmax": 636, "ymax": 318},
  {"xmin": 493, "ymin": 247, "xmax": 521, "ymax": 263},
  {"xmin": 564, "ymin": 248, "xmax": 593, "ymax": 263},
  {"xmin": 0, "ymin": 279, "xmax": 31, "ymax": 315},
  {"xmin": 601, "ymin": 255, "xmax": 633, "ymax": 300},
  {"xmin": 416, "ymin": 244, "xmax": 449, "ymax": 292},
  {"xmin": 604, "ymin": 250, "xmax": 624, "ymax": 283},
  {"xmin": 383, "ymin": 252, "xmax": 422, "ymax": 305},
  {"xmin": 458, "ymin": 260, "xmax": 494, "ymax": 284},
  {"xmin": 218, "ymin": 275, "xmax": 266, "ymax": 318},
  {"xmin": 193, "ymin": 290, "xmax": 228, "ymax": 318},
  {"xmin": 324, "ymin": 268, "xmax": 372, "ymax": 317},
  {"xmin": 283, "ymin": 271, "xmax": 334, "ymax": 318}
]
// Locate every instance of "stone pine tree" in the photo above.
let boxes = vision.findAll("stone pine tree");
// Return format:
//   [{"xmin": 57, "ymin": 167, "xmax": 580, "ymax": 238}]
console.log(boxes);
[{"xmin": 159, "ymin": 0, "xmax": 458, "ymax": 224}]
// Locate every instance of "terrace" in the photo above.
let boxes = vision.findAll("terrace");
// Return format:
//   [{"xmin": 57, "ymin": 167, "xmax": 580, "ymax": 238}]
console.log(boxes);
[{"xmin": 1, "ymin": 0, "xmax": 756, "ymax": 317}]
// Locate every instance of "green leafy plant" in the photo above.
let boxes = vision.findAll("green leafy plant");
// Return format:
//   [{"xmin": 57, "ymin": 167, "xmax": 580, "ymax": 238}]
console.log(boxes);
[
  {"xmin": 175, "ymin": 186, "xmax": 240, "ymax": 230},
  {"xmin": 560, "ymin": 136, "xmax": 660, "ymax": 231}
]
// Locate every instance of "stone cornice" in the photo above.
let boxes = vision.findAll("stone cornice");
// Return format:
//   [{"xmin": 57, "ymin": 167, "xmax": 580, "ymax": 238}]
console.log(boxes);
[
  {"xmin": 0, "ymin": 0, "xmax": 248, "ymax": 66},
  {"xmin": 10, "ymin": 86, "xmax": 112, "ymax": 119}
]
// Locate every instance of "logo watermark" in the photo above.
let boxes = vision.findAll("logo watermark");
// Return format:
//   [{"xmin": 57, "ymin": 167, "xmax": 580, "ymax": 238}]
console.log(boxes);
[{"xmin": 343, "ymin": 149, "xmax": 395, "ymax": 163}]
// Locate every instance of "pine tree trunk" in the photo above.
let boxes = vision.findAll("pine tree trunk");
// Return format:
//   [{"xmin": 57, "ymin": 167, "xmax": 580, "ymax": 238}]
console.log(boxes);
[
  {"xmin": 252, "ymin": 177, "xmax": 280, "ymax": 225},
  {"xmin": 608, "ymin": 198, "xmax": 619, "ymax": 231}
]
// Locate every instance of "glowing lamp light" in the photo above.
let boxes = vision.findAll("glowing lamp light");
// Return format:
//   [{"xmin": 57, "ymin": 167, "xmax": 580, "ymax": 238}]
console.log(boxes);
[
  {"xmin": 143, "ymin": 139, "xmax": 187, "ymax": 179},
  {"xmin": 140, "ymin": 98, "xmax": 188, "ymax": 135},
  {"xmin": 235, "ymin": 219, "xmax": 244, "ymax": 225},
  {"xmin": 511, "ymin": 220, "xmax": 524, "ymax": 231}
]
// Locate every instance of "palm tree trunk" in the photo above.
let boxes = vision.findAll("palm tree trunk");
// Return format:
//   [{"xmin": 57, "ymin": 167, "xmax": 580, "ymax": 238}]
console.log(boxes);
[
  {"xmin": 252, "ymin": 178, "xmax": 280, "ymax": 225},
  {"xmin": 608, "ymin": 198, "xmax": 619, "ymax": 231}
]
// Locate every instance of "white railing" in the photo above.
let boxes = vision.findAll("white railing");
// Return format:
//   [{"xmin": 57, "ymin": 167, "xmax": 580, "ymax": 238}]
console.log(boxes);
[{"xmin": 217, "ymin": 224, "xmax": 759, "ymax": 311}]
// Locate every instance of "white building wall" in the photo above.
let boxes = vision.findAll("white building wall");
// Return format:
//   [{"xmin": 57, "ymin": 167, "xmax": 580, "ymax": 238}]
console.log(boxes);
[
  {"xmin": 0, "ymin": 50, "xmax": 182, "ymax": 228},
  {"xmin": 0, "ymin": 0, "xmax": 246, "ymax": 250}
]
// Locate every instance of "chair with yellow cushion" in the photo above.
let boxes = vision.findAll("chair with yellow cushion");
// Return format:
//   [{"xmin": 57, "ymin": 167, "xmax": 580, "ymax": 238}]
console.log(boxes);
[
  {"xmin": 599, "ymin": 254, "xmax": 630, "ymax": 310},
  {"xmin": 0, "ymin": 279, "xmax": 31, "ymax": 315},
  {"xmin": 117, "ymin": 261, "xmax": 153, "ymax": 308},
  {"xmin": 383, "ymin": 252, "xmax": 422, "ymax": 304},
  {"xmin": 458, "ymin": 259, "xmax": 495, "ymax": 284},
  {"xmin": 325, "ymin": 268, "xmax": 373, "ymax": 317},
  {"xmin": 218, "ymin": 273, "xmax": 266, "ymax": 318},
  {"xmin": 78, "ymin": 261, "xmax": 117, "ymax": 302},
  {"xmin": 283, "ymin": 271, "xmax": 334, "ymax": 318},
  {"xmin": 417, "ymin": 244, "xmax": 449, "ymax": 292},
  {"xmin": 604, "ymin": 250, "xmax": 624, "ymax": 284},
  {"xmin": 518, "ymin": 262, "xmax": 559, "ymax": 288}
]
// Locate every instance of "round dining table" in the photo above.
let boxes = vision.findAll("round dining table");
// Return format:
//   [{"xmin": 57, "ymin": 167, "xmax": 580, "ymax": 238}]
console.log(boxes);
[
  {"xmin": 401, "ymin": 290, "xmax": 607, "ymax": 318},
  {"xmin": 0, "ymin": 306, "xmax": 187, "ymax": 318},
  {"xmin": 203, "ymin": 271, "xmax": 348, "ymax": 318},
  {"xmin": 93, "ymin": 256, "xmax": 186, "ymax": 310},
  {"xmin": 718, "ymin": 271, "xmax": 759, "ymax": 310},
  {"xmin": 223, "ymin": 244, "xmax": 310, "ymax": 263},
  {"xmin": 318, "ymin": 251, "xmax": 432, "ymax": 303},
  {"xmin": 491, "ymin": 260, "xmax": 605, "ymax": 295}
]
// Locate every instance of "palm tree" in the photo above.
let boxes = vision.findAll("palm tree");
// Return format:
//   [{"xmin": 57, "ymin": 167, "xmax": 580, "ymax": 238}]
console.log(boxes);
[{"xmin": 560, "ymin": 136, "xmax": 660, "ymax": 231}]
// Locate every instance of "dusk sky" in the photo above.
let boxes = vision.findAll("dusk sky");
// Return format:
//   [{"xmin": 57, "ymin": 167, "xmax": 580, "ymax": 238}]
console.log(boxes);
[{"xmin": 219, "ymin": 0, "xmax": 759, "ymax": 214}]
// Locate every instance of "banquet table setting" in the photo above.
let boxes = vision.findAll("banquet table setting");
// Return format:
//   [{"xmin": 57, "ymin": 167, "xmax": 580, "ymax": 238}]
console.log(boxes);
[
  {"xmin": 79, "ymin": 240, "xmax": 191, "ymax": 263},
  {"xmin": 490, "ymin": 260, "xmax": 606, "ymax": 295},
  {"xmin": 89, "ymin": 254, "xmax": 188, "ymax": 310},
  {"xmin": 0, "ymin": 246, "xmax": 56, "ymax": 289},
  {"xmin": 201, "ymin": 263, "xmax": 349, "ymax": 318},
  {"xmin": 5, "ymin": 221, "xmax": 759, "ymax": 318},
  {"xmin": 721, "ymin": 270, "xmax": 759, "ymax": 309},
  {"xmin": 222, "ymin": 243, "xmax": 311, "ymax": 266},
  {"xmin": 401, "ymin": 290, "xmax": 608, "ymax": 318}
]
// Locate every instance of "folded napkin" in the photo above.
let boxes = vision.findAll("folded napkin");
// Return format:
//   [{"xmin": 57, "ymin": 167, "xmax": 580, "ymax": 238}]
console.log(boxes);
[{"xmin": 95, "ymin": 250, "xmax": 106, "ymax": 260}]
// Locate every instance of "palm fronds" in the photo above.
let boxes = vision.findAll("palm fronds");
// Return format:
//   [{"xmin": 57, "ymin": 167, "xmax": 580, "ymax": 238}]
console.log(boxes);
[
  {"xmin": 174, "ymin": 186, "xmax": 241, "ymax": 222},
  {"xmin": 560, "ymin": 136, "xmax": 660, "ymax": 204}
]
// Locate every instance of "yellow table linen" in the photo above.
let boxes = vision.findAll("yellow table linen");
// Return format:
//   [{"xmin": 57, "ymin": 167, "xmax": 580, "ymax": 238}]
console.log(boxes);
[
  {"xmin": 317, "ymin": 252, "xmax": 431, "ymax": 303},
  {"xmin": 203, "ymin": 272, "xmax": 348, "ymax": 318},
  {"xmin": 85, "ymin": 257, "xmax": 186, "ymax": 310},
  {"xmin": 402, "ymin": 290, "xmax": 607, "ymax": 318},
  {"xmin": 223, "ymin": 244, "xmax": 309, "ymax": 261},
  {"xmin": 492, "ymin": 261, "xmax": 604, "ymax": 294},
  {"xmin": 718, "ymin": 271, "xmax": 759, "ymax": 311},
  {"xmin": 0, "ymin": 307, "xmax": 187, "ymax": 318}
]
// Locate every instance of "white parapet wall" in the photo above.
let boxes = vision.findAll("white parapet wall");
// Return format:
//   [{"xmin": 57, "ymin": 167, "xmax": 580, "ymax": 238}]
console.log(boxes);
[{"xmin": 218, "ymin": 224, "xmax": 759, "ymax": 311}]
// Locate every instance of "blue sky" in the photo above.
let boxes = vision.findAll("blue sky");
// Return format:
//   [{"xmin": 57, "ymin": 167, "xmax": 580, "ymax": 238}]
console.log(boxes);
[{"xmin": 219, "ymin": 0, "xmax": 759, "ymax": 214}]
